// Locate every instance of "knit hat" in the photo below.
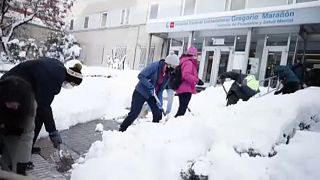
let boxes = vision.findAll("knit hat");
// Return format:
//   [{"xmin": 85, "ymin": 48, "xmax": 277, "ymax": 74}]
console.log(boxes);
[
  {"xmin": 186, "ymin": 47, "xmax": 198, "ymax": 57},
  {"xmin": 165, "ymin": 51, "xmax": 179, "ymax": 67},
  {"xmin": 65, "ymin": 63, "xmax": 83, "ymax": 85}
]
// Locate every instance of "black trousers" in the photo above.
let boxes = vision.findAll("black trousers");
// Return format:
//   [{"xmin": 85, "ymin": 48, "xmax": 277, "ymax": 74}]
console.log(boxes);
[
  {"xmin": 33, "ymin": 106, "xmax": 57, "ymax": 144},
  {"xmin": 119, "ymin": 90, "xmax": 162, "ymax": 132},
  {"xmin": 175, "ymin": 92, "xmax": 192, "ymax": 118},
  {"xmin": 282, "ymin": 82, "xmax": 300, "ymax": 94}
]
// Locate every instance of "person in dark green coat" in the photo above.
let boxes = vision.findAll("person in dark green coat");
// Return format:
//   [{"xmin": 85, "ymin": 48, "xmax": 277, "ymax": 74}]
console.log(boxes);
[{"xmin": 274, "ymin": 65, "xmax": 300, "ymax": 95}]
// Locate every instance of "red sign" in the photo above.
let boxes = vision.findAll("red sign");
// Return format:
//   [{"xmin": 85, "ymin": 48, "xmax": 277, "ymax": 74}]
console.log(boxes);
[{"xmin": 169, "ymin": 22, "xmax": 174, "ymax": 28}]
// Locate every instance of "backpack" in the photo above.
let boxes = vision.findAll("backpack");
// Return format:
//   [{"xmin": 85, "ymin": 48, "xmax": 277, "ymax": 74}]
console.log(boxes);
[
  {"xmin": 169, "ymin": 65, "xmax": 182, "ymax": 90},
  {"xmin": 241, "ymin": 74, "xmax": 259, "ymax": 91}
]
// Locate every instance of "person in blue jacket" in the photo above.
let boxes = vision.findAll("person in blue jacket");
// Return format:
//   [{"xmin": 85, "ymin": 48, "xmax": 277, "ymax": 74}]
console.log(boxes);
[
  {"xmin": 1, "ymin": 57, "xmax": 83, "ymax": 169},
  {"xmin": 274, "ymin": 65, "xmax": 300, "ymax": 95},
  {"xmin": 119, "ymin": 53, "xmax": 179, "ymax": 132}
]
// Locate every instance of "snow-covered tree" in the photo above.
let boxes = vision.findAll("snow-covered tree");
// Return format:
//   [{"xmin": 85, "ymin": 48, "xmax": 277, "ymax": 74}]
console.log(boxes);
[
  {"xmin": 42, "ymin": 32, "xmax": 81, "ymax": 63},
  {"xmin": 0, "ymin": 0, "xmax": 74, "ymax": 56}
]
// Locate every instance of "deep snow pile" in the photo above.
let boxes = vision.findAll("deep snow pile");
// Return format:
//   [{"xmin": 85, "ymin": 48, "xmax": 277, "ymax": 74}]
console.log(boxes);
[
  {"xmin": 51, "ymin": 66, "xmax": 138, "ymax": 131},
  {"xmin": 71, "ymin": 85, "xmax": 320, "ymax": 180}
]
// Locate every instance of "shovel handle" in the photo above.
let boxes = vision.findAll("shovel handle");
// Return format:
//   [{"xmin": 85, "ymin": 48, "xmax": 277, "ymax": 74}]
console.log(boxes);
[{"xmin": 153, "ymin": 91, "xmax": 166, "ymax": 116}]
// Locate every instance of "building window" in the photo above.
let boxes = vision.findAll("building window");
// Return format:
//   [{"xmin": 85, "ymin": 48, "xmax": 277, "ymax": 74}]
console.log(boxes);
[
  {"xmin": 296, "ymin": 0, "xmax": 317, "ymax": 3},
  {"xmin": 183, "ymin": 0, "xmax": 196, "ymax": 15},
  {"xmin": 120, "ymin": 9, "xmax": 125, "ymax": 24},
  {"xmin": 125, "ymin": 9, "xmax": 130, "ymax": 24},
  {"xmin": 70, "ymin": 19, "xmax": 74, "ymax": 30},
  {"xmin": 120, "ymin": 9, "xmax": 130, "ymax": 25},
  {"xmin": 84, "ymin": 16, "xmax": 89, "ymax": 28},
  {"xmin": 101, "ymin": 13, "xmax": 108, "ymax": 27},
  {"xmin": 230, "ymin": 0, "xmax": 246, "ymax": 10},
  {"xmin": 149, "ymin": 4, "xmax": 159, "ymax": 19},
  {"xmin": 139, "ymin": 46, "xmax": 155, "ymax": 68},
  {"xmin": 247, "ymin": 0, "xmax": 287, "ymax": 8}
]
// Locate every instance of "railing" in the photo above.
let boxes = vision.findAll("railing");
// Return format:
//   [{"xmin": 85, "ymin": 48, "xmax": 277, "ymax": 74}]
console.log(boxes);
[{"xmin": 257, "ymin": 76, "xmax": 280, "ymax": 97}]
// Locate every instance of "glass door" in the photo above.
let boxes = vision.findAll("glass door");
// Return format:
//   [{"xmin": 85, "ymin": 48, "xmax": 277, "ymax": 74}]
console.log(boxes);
[
  {"xmin": 217, "ymin": 51, "xmax": 230, "ymax": 77},
  {"xmin": 169, "ymin": 37, "xmax": 188, "ymax": 57},
  {"xmin": 259, "ymin": 46, "xmax": 288, "ymax": 81},
  {"xmin": 199, "ymin": 47, "xmax": 232, "ymax": 85},
  {"xmin": 203, "ymin": 51, "xmax": 214, "ymax": 83},
  {"xmin": 265, "ymin": 51, "xmax": 282, "ymax": 79}
]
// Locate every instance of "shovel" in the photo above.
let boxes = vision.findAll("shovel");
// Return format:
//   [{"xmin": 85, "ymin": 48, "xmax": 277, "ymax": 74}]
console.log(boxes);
[
  {"xmin": 221, "ymin": 83, "xmax": 228, "ymax": 96},
  {"xmin": 152, "ymin": 91, "xmax": 172, "ymax": 123},
  {"xmin": 50, "ymin": 144, "xmax": 74, "ymax": 173},
  {"xmin": 153, "ymin": 91, "xmax": 166, "ymax": 116}
]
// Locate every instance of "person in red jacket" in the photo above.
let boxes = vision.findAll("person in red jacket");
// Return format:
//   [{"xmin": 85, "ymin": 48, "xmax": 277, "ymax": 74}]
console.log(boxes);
[{"xmin": 175, "ymin": 47, "xmax": 203, "ymax": 117}]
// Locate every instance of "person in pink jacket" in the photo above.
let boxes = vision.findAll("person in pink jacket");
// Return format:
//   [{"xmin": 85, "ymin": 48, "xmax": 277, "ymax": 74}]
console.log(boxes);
[{"xmin": 175, "ymin": 47, "xmax": 204, "ymax": 117}]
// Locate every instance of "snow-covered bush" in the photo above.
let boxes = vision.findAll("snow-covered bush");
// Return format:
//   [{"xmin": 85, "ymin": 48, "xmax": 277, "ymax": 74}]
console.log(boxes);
[
  {"xmin": 7, "ymin": 38, "xmax": 39, "ymax": 63},
  {"xmin": 42, "ymin": 32, "xmax": 82, "ymax": 63},
  {"xmin": 2, "ymin": 32, "xmax": 82, "ymax": 63}
]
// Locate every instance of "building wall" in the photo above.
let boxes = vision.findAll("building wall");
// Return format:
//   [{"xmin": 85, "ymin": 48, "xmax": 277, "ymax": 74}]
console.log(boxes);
[
  {"xmin": 196, "ymin": 0, "xmax": 226, "ymax": 14},
  {"xmin": 69, "ymin": 0, "xmax": 320, "ymax": 69}
]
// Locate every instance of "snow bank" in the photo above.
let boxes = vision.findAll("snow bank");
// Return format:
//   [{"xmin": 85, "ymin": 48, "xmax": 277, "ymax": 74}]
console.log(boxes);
[
  {"xmin": 71, "ymin": 117, "xmax": 214, "ymax": 180},
  {"xmin": 52, "ymin": 68, "xmax": 138, "ymax": 131},
  {"xmin": 71, "ymin": 83, "xmax": 320, "ymax": 180}
]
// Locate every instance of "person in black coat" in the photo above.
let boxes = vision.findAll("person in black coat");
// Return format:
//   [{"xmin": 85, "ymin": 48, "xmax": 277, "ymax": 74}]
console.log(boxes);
[
  {"xmin": 1, "ymin": 57, "xmax": 83, "ymax": 164},
  {"xmin": 218, "ymin": 71, "xmax": 259, "ymax": 106},
  {"xmin": 0, "ymin": 76, "xmax": 36, "ymax": 175},
  {"xmin": 273, "ymin": 65, "xmax": 300, "ymax": 95}
]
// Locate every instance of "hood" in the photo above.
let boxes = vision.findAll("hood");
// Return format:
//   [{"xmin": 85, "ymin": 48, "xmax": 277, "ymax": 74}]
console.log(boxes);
[
  {"xmin": 274, "ymin": 65, "xmax": 288, "ymax": 75},
  {"xmin": 180, "ymin": 55, "xmax": 198, "ymax": 66}
]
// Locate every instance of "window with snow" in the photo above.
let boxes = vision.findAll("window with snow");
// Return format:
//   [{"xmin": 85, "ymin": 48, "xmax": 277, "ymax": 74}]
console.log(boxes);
[
  {"xmin": 149, "ymin": 4, "xmax": 159, "ymax": 19},
  {"xmin": 70, "ymin": 19, "xmax": 74, "ymax": 30},
  {"xmin": 230, "ymin": 0, "xmax": 246, "ymax": 10},
  {"xmin": 183, "ymin": 0, "xmax": 196, "ymax": 16},
  {"xmin": 101, "ymin": 13, "xmax": 108, "ymax": 27},
  {"xmin": 84, "ymin": 16, "xmax": 89, "ymax": 28}
]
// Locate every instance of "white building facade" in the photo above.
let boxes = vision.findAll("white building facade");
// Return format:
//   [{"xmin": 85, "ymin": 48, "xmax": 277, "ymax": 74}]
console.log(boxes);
[{"xmin": 69, "ymin": 0, "xmax": 320, "ymax": 84}]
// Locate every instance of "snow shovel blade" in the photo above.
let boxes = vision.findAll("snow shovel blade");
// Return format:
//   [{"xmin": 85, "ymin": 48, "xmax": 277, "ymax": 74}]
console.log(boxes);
[{"xmin": 51, "ymin": 145, "xmax": 74, "ymax": 173}]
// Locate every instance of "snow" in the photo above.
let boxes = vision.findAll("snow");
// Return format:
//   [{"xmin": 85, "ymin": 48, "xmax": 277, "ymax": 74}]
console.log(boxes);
[
  {"xmin": 95, "ymin": 123, "xmax": 104, "ymax": 132},
  {"xmin": 1, "ymin": 63, "xmax": 320, "ymax": 179},
  {"xmin": 67, "ymin": 66, "xmax": 320, "ymax": 180},
  {"xmin": 50, "ymin": 66, "xmax": 137, "ymax": 132}
]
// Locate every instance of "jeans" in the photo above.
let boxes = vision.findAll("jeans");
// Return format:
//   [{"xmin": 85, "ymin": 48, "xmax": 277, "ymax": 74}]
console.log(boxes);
[{"xmin": 120, "ymin": 90, "xmax": 162, "ymax": 131}]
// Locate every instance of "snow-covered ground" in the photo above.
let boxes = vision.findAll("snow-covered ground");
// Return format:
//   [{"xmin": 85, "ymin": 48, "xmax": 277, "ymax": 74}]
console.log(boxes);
[
  {"xmin": 68, "ymin": 66, "xmax": 319, "ymax": 180},
  {"xmin": 1, "ymin": 63, "xmax": 320, "ymax": 179}
]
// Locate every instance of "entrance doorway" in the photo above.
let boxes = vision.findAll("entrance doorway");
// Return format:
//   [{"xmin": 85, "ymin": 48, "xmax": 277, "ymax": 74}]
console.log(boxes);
[
  {"xmin": 199, "ymin": 46, "xmax": 233, "ymax": 85},
  {"xmin": 259, "ymin": 46, "xmax": 288, "ymax": 80},
  {"xmin": 170, "ymin": 46, "xmax": 183, "ymax": 57},
  {"xmin": 169, "ymin": 37, "xmax": 189, "ymax": 57}
]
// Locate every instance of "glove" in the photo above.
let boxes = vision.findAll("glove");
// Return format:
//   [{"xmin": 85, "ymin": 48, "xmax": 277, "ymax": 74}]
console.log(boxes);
[
  {"xmin": 197, "ymin": 79, "xmax": 204, "ymax": 86},
  {"xmin": 49, "ymin": 130, "xmax": 62, "ymax": 149},
  {"xmin": 149, "ymin": 88, "xmax": 155, "ymax": 96}
]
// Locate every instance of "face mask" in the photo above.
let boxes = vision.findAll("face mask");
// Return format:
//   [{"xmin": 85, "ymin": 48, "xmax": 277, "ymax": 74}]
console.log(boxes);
[
  {"xmin": 62, "ymin": 81, "xmax": 74, "ymax": 89},
  {"xmin": 166, "ymin": 66, "xmax": 174, "ymax": 72}
]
